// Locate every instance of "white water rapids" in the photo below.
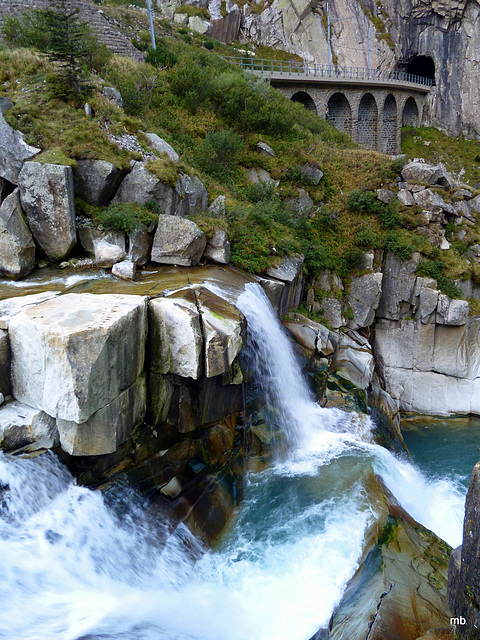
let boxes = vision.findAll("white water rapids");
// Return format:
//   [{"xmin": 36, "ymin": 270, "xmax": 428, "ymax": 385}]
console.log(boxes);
[{"xmin": 0, "ymin": 283, "xmax": 466, "ymax": 640}]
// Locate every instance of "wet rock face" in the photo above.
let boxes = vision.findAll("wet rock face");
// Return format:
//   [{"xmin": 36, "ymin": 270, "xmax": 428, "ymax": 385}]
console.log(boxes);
[
  {"xmin": 0, "ymin": 400, "xmax": 58, "ymax": 452},
  {"xmin": 448, "ymin": 462, "xmax": 480, "ymax": 640},
  {"xmin": 329, "ymin": 475, "xmax": 452, "ymax": 640},
  {"xmin": 0, "ymin": 330, "xmax": 10, "ymax": 396}
]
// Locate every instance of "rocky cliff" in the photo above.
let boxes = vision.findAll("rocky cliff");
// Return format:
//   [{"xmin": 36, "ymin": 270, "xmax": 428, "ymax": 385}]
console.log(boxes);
[{"xmin": 448, "ymin": 462, "xmax": 480, "ymax": 640}]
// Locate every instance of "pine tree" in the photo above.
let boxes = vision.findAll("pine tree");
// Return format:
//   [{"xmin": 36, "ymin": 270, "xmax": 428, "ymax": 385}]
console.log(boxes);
[{"xmin": 37, "ymin": 0, "xmax": 92, "ymax": 100}]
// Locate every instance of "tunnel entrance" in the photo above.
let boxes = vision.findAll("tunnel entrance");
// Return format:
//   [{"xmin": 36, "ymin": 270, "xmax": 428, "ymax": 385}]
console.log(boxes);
[
  {"xmin": 403, "ymin": 55, "xmax": 436, "ymax": 84},
  {"xmin": 291, "ymin": 91, "xmax": 317, "ymax": 112}
]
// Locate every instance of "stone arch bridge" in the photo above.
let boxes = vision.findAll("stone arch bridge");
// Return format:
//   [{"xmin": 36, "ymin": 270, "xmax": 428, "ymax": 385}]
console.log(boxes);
[{"xmin": 226, "ymin": 58, "xmax": 433, "ymax": 155}]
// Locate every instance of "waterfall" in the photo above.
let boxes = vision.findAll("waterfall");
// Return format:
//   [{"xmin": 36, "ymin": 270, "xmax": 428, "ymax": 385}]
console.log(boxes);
[
  {"xmin": 0, "ymin": 282, "xmax": 466, "ymax": 640},
  {"xmin": 235, "ymin": 284, "xmax": 365, "ymax": 448},
  {"xmin": 236, "ymin": 283, "xmax": 464, "ymax": 545}
]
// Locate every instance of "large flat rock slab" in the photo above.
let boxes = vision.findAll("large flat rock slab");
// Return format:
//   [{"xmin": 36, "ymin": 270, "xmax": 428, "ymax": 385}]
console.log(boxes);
[
  {"xmin": 9, "ymin": 293, "xmax": 147, "ymax": 423},
  {"xmin": 0, "ymin": 291, "xmax": 60, "ymax": 329}
]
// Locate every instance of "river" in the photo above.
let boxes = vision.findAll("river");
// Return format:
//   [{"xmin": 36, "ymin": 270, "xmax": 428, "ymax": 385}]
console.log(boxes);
[{"xmin": 0, "ymin": 283, "xmax": 469, "ymax": 640}]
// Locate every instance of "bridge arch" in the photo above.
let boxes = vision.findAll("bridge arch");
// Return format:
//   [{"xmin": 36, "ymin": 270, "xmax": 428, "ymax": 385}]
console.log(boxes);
[
  {"xmin": 382, "ymin": 94, "xmax": 397, "ymax": 154},
  {"xmin": 291, "ymin": 91, "xmax": 317, "ymax": 112},
  {"xmin": 358, "ymin": 93, "xmax": 378, "ymax": 149},
  {"xmin": 402, "ymin": 96, "xmax": 419, "ymax": 127},
  {"xmin": 327, "ymin": 92, "xmax": 352, "ymax": 137}
]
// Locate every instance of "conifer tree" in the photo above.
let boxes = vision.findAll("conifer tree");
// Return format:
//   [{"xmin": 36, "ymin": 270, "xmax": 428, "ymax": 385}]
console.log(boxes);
[{"xmin": 40, "ymin": 0, "xmax": 92, "ymax": 100}]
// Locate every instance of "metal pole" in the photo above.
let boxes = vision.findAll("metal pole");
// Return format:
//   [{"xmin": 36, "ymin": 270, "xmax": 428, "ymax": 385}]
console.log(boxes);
[
  {"xmin": 367, "ymin": 26, "xmax": 371, "ymax": 77},
  {"xmin": 327, "ymin": 4, "xmax": 331, "ymax": 75},
  {"xmin": 146, "ymin": 0, "xmax": 156, "ymax": 50}
]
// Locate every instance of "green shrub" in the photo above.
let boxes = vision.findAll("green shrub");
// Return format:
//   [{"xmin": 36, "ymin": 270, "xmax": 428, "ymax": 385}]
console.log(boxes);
[
  {"xmin": 82, "ymin": 202, "xmax": 159, "ymax": 234},
  {"xmin": 195, "ymin": 129, "xmax": 243, "ymax": 179},
  {"xmin": 316, "ymin": 207, "xmax": 339, "ymax": 230},
  {"xmin": 203, "ymin": 38, "xmax": 216, "ymax": 50},
  {"xmin": 303, "ymin": 242, "xmax": 335, "ymax": 274},
  {"xmin": 339, "ymin": 247, "xmax": 365, "ymax": 277},
  {"xmin": 145, "ymin": 45, "xmax": 178, "ymax": 69},
  {"xmin": 168, "ymin": 58, "xmax": 215, "ymax": 114},
  {"xmin": 227, "ymin": 201, "xmax": 301, "ymax": 273},
  {"xmin": 355, "ymin": 225, "xmax": 381, "ymax": 247},
  {"xmin": 347, "ymin": 189, "xmax": 379, "ymax": 214},
  {"xmin": 383, "ymin": 230, "xmax": 413, "ymax": 261},
  {"xmin": 416, "ymin": 259, "xmax": 460, "ymax": 299},
  {"xmin": 2, "ymin": 14, "xmax": 47, "ymax": 49},
  {"xmin": 243, "ymin": 180, "xmax": 278, "ymax": 203},
  {"xmin": 347, "ymin": 188, "xmax": 399, "ymax": 229},
  {"xmin": 213, "ymin": 72, "xmax": 293, "ymax": 136},
  {"xmin": 175, "ymin": 5, "xmax": 210, "ymax": 18}
]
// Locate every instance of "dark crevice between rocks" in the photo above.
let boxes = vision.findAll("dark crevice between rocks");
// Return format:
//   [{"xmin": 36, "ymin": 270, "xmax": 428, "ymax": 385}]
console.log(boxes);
[{"xmin": 364, "ymin": 583, "xmax": 396, "ymax": 640}]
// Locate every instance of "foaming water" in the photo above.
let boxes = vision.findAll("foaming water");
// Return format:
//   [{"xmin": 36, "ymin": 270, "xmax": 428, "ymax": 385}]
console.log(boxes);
[
  {"xmin": 0, "ymin": 453, "xmax": 250, "ymax": 640},
  {"xmin": 236, "ymin": 284, "xmax": 344, "ymax": 446},
  {"xmin": 0, "ymin": 282, "xmax": 467, "ymax": 639},
  {"xmin": 236, "ymin": 284, "xmax": 464, "ymax": 547},
  {"xmin": 2, "ymin": 273, "xmax": 112, "ymax": 289}
]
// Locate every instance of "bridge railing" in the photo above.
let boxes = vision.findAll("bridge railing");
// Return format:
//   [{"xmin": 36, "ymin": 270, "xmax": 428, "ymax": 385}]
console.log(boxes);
[{"xmin": 222, "ymin": 57, "xmax": 434, "ymax": 88}]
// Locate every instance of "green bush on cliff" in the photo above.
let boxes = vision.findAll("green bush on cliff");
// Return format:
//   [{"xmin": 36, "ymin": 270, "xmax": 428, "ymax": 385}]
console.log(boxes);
[
  {"xmin": 227, "ymin": 200, "xmax": 302, "ymax": 273},
  {"xmin": 145, "ymin": 46, "xmax": 178, "ymax": 69},
  {"xmin": 195, "ymin": 129, "xmax": 244, "ymax": 179},
  {"xmin": 416, "ymin": 259, "xmax": 461, "ymax": 299},
  {"xmin": 347, "ymin": 189, "xmax": 400, "ymax": 229},
  {"xmin": 77, "ymin": 200, "xmax": 159, "ymax": 234}
]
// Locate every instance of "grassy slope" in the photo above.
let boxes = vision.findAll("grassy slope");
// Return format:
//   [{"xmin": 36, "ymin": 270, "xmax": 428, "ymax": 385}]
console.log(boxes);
[{"xmin": 2, "ymin": 3, "xmax": 480, "ymax": 307}]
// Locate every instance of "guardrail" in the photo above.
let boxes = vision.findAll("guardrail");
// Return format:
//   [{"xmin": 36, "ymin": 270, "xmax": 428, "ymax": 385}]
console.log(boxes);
[{"xmin": 222, "ymin": 56, "xmax": 434, "ymax": 88}]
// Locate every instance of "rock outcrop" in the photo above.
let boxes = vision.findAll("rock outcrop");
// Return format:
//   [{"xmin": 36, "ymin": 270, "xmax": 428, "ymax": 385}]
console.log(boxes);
[
  {"xmin": 448, "ymin": 462, "xmax": 480, "ymax": 640},
  {"xmin": 151, "ymin": 215, "xmax": 207, "ymax": 266},
  {"xmin": 150, "ymin": 294, "xmax": 204, "ymax": 380},
  {"xmin": 18, "ymin": 162, "xmax": 77, "ymax": 261},
  {"xmin": 329, "ymin": 475, "xmax": 452, "ymax": 640},
  {"xmin": 9, "ymin": 293, "xmax": 147, "ymax": 455},
  {"xmin": 204, "ymin": 229, "xmax": 231, "ymax": 264},
  {"xmin": 94, "ymin": 233, "xmax": 127, "ymax": 268},
  {"xmin": 0, "ymin": 189, "xmax": 35, "ymax": 278},
  {"xmin": 261, "ymin": 253, "xmax": 305, "ymax": 317},
  {"xmin": 113, "ymin": 162, "xmax": 208, "ymax": 217},
  {"xmin": 74, "ymin": 160, "xmax": 125, "ymax": 206},
  {"xmin": 0, "ymin": 112, "xmax": 40, "ymax": 184},
  {"xmin": 373, "ymin": 253, "xmax": 480, "ymax": 415},
  {"xmin": 0, "ymin": 400, "xmax": 58, "ymax": 452}
]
